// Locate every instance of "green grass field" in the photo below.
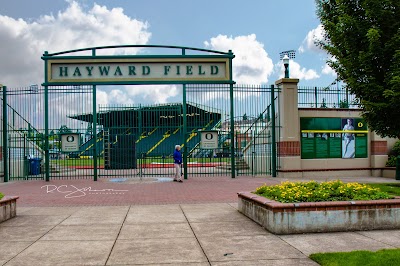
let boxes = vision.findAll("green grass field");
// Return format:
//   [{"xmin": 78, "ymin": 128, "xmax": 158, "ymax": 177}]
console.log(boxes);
[
  {"xmin": 310, "ymin": 249, "xmax": 400, "ymax": 266},
  {"xmin": 52, "ymin": 157, "xmax": 230, "ymax": 167},
  {"xmin": 367, "ymin": 183, "xmax": 400, "ymax": 196}
]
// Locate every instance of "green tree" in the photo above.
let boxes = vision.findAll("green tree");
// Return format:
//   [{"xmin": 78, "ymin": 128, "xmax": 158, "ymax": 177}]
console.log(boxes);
[
  {"xmin": 316, "ymin": 0, "xmax": 400, "ymax": 138},
  {"xmin": 57, "ymin": 125, "xmax": 72, "ymax": 135}
]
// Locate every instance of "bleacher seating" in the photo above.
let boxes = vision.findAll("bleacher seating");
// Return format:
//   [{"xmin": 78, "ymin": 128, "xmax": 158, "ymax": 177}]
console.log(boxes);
[
  {"xmin": 75, "ymin": 131, "xmax": 104, "ymax": 157},
  {"xmin": 74, "ymin": 119, "xmax": 220, "ymax": 159}
]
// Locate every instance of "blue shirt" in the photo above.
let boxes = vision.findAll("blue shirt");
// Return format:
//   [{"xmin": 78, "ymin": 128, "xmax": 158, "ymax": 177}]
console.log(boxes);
[{"xmin": 173, "ymin": 149, "xmax": 182, "ymax": 164}]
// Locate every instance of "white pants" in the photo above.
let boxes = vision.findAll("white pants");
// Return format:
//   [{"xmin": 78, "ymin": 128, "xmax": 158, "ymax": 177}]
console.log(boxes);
[{"xmin": 174, "ymin": 163, "xmax": 181, "ymax": 180}]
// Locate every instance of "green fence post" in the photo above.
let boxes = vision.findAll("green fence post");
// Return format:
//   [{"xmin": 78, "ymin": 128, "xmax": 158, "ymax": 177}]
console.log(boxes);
[
  {"xmin": 271, "ymin": 85, "xmax": 277, "ymax": 177},
  {"xmin": 230, "ymin": 83, "xmax": 235, "ymax": 178},
  {"xmin": 229, "ymin": 50, "xmax": 235, "ymax": 178},
  {"xmin": 182, "ymin": 48, "xmax": 188, "ymax": 180},
  {"xmin": 93, "ymin": 85, "xmax": 97, "ymax": 181},
  {"xmin": 314, "ymin": 86, "xmax": 318, "ymax": 108},
  {"xmin": 43, "ymin": 51, "xmax": 50, "ymax": 182},
  {"xmin": 92, "ymin": 48, "xmax": 98, "ymax": 181},
  {"xmin": 183, "ymin": 83, "xmax": 188, "ymax": 180},
  {"xmin": 44, "ymin": 85, "xmax": 50, "ymax": 182},
  {"xmin": 2, "ymin": 86, "xmax": 9, "ymax": 182}
]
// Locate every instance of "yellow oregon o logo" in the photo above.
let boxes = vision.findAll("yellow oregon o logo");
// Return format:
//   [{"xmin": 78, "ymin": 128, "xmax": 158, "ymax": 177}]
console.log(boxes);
[{"xmin": 358, "ymin": 122, "xmax": 363, "ymax": 128}]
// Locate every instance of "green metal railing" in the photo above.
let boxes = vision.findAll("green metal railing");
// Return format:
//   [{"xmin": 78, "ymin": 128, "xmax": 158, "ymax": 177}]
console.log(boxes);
[
  {"xmin": 2, "ymin": 84, "xmax": 280, "ymax": 181},
  {"xmin": 298, "ymin": 86, "xmax": 359, "ymax": 109},
  {"xmin": 185, "ymin": 84, "xmax": 280, "ymax": 176}
]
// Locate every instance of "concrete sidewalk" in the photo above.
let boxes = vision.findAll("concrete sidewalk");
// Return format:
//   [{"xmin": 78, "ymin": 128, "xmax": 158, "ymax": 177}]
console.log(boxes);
[
  {"xmin": 1, "ymin": 203, "xmax": 400, "ymax": 265},
  {"xmin": 1, "ymin": 176, "xmax": 400, "ymax": 265}
]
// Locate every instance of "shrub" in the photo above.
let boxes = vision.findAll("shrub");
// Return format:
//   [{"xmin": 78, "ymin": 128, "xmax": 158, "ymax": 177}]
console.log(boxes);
[
  {"xmin": 0, "ymin": 192, "xmax": 4, "ymax": 200},
  {"xmin": 339, "ymin": 99, "xmax": 349, "ymax": 108},
  {"xmin": 386, "ymin": 156, "xmax": 397, "ymax": 167},
  {"xmin": 386, "ymin": 140, "xmax": 400, "ymax": 167},
  {"xmin": 254, "ymin": 180, "xmax": 392, "ymax": 203}
]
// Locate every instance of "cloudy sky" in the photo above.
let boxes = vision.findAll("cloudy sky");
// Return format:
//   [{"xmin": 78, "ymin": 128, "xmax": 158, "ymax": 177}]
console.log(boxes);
[{"xmin": 1, "ymin": 0, "xmax": 332, "ymax": 106}]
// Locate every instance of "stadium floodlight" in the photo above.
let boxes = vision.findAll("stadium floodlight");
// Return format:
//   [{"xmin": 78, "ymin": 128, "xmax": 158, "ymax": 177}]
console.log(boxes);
[{"xmin": 279, "ymin": 50, "xmax": 296, "ymax": 60}]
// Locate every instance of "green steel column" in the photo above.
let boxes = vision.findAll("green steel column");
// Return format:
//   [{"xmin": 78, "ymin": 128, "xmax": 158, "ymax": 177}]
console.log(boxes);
[
  {"xmin": 92, "ymin": 48, "xmax": 98, "ymax": 181},
  {"xmin": 183, "ymin": 84, "xmax": 187, "ymax": 180},
  {"xmin": 271, "ymin": 85, "xmax": 277, "ymax": 177},
  {"xmin": 182, "ymin": 49, "xmax": 187, "ymax": 179},
  {"xmin": 2, "ymin": 86, "xmax": 9, "ymax": 182},
  {"xmin": 229, "ymin": 50, "xmax": 235, "ymax": 178},
  {"xmin": 44, "ymin": 85, "xmax": 50, "ymax": 181},
  {"xmin": 93, "ymin": 85, "xmax": 97, "ymax": 181},
  {"xmin": 138, "ymin": 104, "xmax": 142, "ymax": 137},
  {"xmin": 43, "ymin": 51, "xmax": 50, "ymax": 181},
  {"xmin": 230, "ymin": 83, "xmax": 235, "ymax": 178},
  {"xmin": 314, "ymin": 87, "xmax": 318, "ymax": 108}
]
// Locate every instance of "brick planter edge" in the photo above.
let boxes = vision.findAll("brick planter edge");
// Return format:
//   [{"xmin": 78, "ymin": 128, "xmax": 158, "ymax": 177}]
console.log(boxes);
[
  {"xmin": 0, "ymin": 196, "xmax": 19, "ymax": 223},
  {"xmin": 238, "ymin": 192, "xmax": 400, "ymax": 234}
]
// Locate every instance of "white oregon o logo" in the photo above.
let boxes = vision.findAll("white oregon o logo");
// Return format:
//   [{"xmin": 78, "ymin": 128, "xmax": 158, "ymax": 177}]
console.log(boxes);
[
  {"xmin": 205, "ymin": 133, "xmax": 213, "ymax": 140},
  {"xmin": 66, "ymin": 136, "xmax": 75, "ymax": 142}
]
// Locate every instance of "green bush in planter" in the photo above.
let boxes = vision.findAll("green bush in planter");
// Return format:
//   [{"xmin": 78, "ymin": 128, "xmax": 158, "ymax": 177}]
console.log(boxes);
[
  {"xmin": 0, "ymin": 192, "xmax": 4, "ymax": 200},
  {"xmin": 255, "ymin": 180, "xmax": 392, "ymax": 203},
  {"xmin": 386, "ymin": 140, "xmax": 400, "ymax": 167}
]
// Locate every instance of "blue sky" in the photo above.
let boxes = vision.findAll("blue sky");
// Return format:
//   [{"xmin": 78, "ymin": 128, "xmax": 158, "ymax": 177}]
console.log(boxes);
[{"xmin": 0, "ymin": 0, "xmax": 334, "ymax": 105}]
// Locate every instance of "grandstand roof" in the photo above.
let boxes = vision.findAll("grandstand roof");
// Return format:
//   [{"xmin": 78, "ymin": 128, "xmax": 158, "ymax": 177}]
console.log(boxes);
[{"xmin": 68, "ymin": 102, "xmax": 221, "ymax": 128}]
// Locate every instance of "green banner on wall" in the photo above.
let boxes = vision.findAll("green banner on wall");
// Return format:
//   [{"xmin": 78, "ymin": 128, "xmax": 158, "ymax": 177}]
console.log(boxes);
[{"xmin": 300, "ymin": 118, "xmax": 368, "ymax": 159}]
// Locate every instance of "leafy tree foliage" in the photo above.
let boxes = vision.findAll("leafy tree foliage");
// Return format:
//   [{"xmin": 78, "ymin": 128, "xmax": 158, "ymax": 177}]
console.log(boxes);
[
  {"xmin": 57, "ymin": 125, "xmax": 72, "ymax": 135},
  {"xmin": 316, "ymin": 0, "xmax": 400, "ymax": 138}
]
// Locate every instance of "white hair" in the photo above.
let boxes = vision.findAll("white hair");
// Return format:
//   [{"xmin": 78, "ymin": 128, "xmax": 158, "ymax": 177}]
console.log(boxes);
[{"xmin": 175, "ymin": 145, "xmax": 181, "ymax": 149}]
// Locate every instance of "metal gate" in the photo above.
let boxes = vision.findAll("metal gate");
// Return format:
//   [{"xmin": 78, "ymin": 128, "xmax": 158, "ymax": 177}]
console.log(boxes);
[
  {"xmin": 1, "ymin": 45, "xmax": 280, "ymax": 181},
  {"xmin": 1, "ymin": 84, "xmax": 279, "ymax": 181},
  {"xmin": 185, "ymin": 84, "xmax": 280, "ymax": 177}
]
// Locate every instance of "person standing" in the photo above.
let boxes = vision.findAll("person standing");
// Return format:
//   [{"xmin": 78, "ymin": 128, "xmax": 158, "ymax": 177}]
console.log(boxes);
[{"xmin": 173, "ymin": 145, "xmax": 183, "ymax": 182}]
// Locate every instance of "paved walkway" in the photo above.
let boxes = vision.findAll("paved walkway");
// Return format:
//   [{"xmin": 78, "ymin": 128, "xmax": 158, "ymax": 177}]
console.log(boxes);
[
  {"xmin": 1, "ymin": 175, "xmax": 398, "ymax": 207},
  {"xmin": 0, "ymin": 175, "xmax": 399, "ymax": 265}
]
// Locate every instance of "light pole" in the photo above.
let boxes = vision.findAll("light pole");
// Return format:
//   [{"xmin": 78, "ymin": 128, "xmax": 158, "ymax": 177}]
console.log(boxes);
[
  {"xmin": 283, "ymin": 55, "xmax": 290, "ymax": 78},
  {"xmin": 279, "ymin": 50, "xmax": 296, "ymax": 79}
]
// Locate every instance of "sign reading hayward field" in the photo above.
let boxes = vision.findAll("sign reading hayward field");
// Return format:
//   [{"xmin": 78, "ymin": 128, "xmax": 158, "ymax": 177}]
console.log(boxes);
[
  {"xmin": 61, "ymin": 134, "xmax": 80, "ymax": 152},
  {"xmin": 200, "ymin": 131, "xmax": 218, "ymax": 149},
  {"xmin": 46, "ymin": 57, "xmax": 231, "ymax": 85},
  {"xmin": 300, "ymin": 117, "xmax": 368, "ymax": 159}
]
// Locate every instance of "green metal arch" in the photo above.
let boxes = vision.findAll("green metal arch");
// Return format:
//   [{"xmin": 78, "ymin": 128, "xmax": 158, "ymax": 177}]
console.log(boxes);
[{"xmin": 43, "ymin": 44, "xmax": 233, "ymax": 57}]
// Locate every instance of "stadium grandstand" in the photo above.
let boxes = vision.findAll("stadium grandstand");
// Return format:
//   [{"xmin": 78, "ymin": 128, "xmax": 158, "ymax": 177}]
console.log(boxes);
[{"xmin": 68, "ymin": 102, "xmax": 222, "ymax": 168}]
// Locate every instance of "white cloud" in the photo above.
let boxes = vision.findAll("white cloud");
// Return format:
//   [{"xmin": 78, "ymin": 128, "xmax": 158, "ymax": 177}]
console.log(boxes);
[
  {"xmin": 299, "ymin": 24, "xmax": 325, "ymax": 53},
  {"xmin": 96, "ymin": 90, "xmax": 110, "ymax": 106},
  {"xmin": 322, "ymin": 63, "xmax": 336, "ymax": 76},
  {"xmin": 277, "ymin": 60, "xmax": 320, "ymax": 80},
  {"xmin": 126, "ymin": 85, "xmax": 180, "ymax": 104},
  {"xmin": 94, "ymin": 84, "xmax": 180, "ymax": 107},
  {"xmin": 204, "ymin": 34, "xmax": 273, "ymax": 84},
  {"xmin": 0, "ymin": 1, "xmax": 151, "ymax": 88}
]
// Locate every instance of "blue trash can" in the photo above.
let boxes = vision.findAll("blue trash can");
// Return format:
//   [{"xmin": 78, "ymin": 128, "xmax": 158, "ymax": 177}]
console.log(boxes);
[{"xmin": 29, "ymin": 158, "xmax": 42, "ymax": 175}]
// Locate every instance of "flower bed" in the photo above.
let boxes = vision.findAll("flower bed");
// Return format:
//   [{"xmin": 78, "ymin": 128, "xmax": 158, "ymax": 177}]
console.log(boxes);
[
  {"xmin": 254, "ymin": 180, "xmax": 392, "ymax": 203},
  {"xmin": 238, "ymin": 181, "xmax": 400, "ymax": 234},
  {"xmin": 0, "ymin": 195, "xmax": 19, "ymax": 223}
]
